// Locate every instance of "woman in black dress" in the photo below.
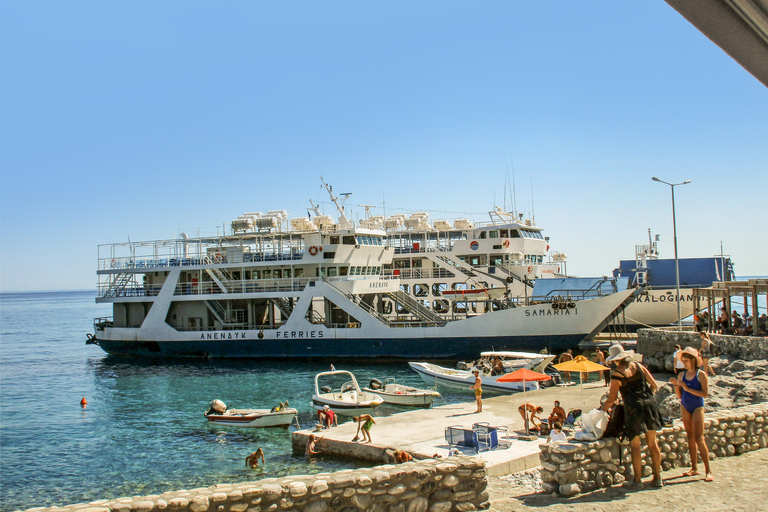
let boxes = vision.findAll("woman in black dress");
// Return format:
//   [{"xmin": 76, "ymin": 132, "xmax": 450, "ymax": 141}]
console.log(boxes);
[{"xmin": 600, "ymin": 344, "xmax": 664, "ymax": 489}]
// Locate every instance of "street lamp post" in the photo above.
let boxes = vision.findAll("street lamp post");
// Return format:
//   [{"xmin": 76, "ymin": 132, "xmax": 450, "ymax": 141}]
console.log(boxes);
[{"xmin": 652, "ymin": 177, "xmax": 691, "ymax": 330}]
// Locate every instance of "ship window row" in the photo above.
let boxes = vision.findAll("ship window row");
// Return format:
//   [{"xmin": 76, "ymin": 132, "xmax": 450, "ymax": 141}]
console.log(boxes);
[
  {"xmin": 327, "ymin": 235, "xmax": 384, "ymax": 246},
  {"xmin": 477, "ymin": 229, "xmax": 542, "ymax": 240},
  {"xmin": 349, "ymin": 266, "xmax": 381, "ymax": 276}
]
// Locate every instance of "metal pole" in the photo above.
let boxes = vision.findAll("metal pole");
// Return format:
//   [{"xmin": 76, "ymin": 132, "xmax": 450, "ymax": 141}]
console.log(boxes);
[
  {"xmin": 652, "ymin": 177, "xmax": 690, "ymax": 332},
  {"xmin": 671, "ymin": 185, "xmax": 682, "ymax": 330}
]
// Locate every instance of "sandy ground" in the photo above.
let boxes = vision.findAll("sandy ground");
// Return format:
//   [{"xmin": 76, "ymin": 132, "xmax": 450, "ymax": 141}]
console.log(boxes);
[{"xmin": 487, "ymin": 447, "xmax": 768, "ymax": 512}]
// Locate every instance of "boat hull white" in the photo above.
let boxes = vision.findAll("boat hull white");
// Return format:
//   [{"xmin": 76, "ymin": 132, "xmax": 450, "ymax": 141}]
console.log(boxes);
[
  {"xmin": 311, "ymin": 393, "xmax": 383, "ymax": 416},
  {"xmin": 92, "ymin": 277, "xmax": 637, "ymax": 359},
  {"xmin": 361, "ymin": 385, "xmax": 439, "ymax": 407},
  {"xmin": 204, "ymin": 408, "xmax": 297, "ymax": 428},
  {"xmin": 408, "ymin": 362, "xmax": 539, "ymax": 394}
]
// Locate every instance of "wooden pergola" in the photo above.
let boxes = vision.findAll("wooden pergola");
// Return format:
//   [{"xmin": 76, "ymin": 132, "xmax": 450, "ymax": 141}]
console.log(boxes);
[{"xmin": 692, "ymin": 279, "xmax": 768, "ymax": 334}]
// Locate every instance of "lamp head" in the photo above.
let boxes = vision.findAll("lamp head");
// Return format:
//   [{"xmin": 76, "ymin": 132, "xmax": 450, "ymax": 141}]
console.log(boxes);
[
  {"xmin": 682, "ymin": 180, "xmax": 691, "ymax": 185},
  {"xmin": 651, "ymin": 177, "xmax": 661, "ymax": 182}
]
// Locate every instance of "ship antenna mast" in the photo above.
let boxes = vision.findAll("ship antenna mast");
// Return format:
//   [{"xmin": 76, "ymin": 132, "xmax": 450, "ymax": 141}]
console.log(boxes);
[{"xmin": 319, "ymin": 176, "xmax": 352, "ymax": 228}]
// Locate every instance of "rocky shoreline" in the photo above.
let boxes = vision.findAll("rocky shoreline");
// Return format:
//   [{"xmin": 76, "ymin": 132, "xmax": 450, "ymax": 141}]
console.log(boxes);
[{"xmin": 656, "ymin": 355, "xmax": 768, "ymax": 419}]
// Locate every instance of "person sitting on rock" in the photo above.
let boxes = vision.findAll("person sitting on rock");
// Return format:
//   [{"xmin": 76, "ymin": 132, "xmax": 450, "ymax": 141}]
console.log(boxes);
[
  {"xmin": 547, "ymin": 422, "xmax": 566, "ymax": 443},
  {"xmin": 548, "ymin": 400, "xmax": 566, "ymax": 425}
]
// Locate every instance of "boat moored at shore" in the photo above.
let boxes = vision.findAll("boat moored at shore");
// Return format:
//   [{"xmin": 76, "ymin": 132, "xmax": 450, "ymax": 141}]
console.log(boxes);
[{"xmin": 88, "ymin": 180, "xmax": 639, "ymax": 359}]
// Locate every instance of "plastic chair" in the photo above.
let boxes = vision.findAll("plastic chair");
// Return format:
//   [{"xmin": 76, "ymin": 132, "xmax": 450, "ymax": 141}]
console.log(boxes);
[{"xmin": 564, "ymin": 409, "xmax": 582, "ymax": 430}]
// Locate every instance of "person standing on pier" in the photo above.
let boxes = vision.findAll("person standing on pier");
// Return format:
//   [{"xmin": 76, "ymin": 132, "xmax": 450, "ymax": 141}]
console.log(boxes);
[
  {"xmin": 596, "ymin": 348, "xmax": 609, "ymax": 386},
  {"xmin": 352, "ymin": 414, "xmax": 376, "ymax": 443},
  {"xmin": 470, "ymin": 369, "xmax": 483, "ymax": 413},
  {"xmin": 559, "ymin": 349, "xmax": 573, "ymax": 383},
  {"xmin": 669, "ymin": 347, "xmax": 714, "ymax": 482}
]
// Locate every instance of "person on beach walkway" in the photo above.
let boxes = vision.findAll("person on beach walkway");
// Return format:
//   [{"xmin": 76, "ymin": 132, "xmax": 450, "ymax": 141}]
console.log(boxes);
[
  {"xmin": 245, "ymin": 448, "xmax": 264, "ymax": 467},
  {"xmin": 518, "ymin": 403, "xmax": 544, "ymax": 432},
  {"xmin": 670, "ymin": 347, "xmax": 714, "ymax": 482},
  {"xmin": 600, "ymin": 344, "xmax": 664, "ymax": 489},
  {"xmin": 470, "ymin": 369, "xmax": 483, "ymax": 413},
  {"xmin": 596, "ymin": 348, "xmax": 610, "ymax": 386},
  {"xmin": 559, "ymin": 349, "xmax": 573, "ymax": 383},
  {"xmin": 305, "ymin": 434, "xmax": 321, "ymax": 457},
  {"xmin": 352, "ymin": 414, "xmax": 375, "ymax": 443}
]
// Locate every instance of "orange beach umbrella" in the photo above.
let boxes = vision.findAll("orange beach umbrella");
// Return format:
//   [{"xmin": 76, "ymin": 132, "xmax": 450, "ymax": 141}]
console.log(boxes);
[{"xmin": 553, "ymin": 355, "xmax": 609, "ymax": 407}]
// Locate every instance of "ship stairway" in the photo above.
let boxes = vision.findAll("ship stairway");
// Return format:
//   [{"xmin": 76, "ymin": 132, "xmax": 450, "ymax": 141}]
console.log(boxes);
[
  {"xmin": 271, "ymin": 297, "xmax": 294, "ymax": 318},
  {"xmin": 428, "ymin": 254, "xmax": 476, "ymax": 278},
  {"xmin": 320, "ymin": 278, "xmax": 394, "ymax": 327},
  {"xmin": 204, "ymin": 300, "xmax": 228, "ymax": 326},
  {"xmin": 489, "ymin": 264, "xmax": 529, "ymax": 287},
  {"xmin": 205, "ymin": 268, "xmax": 232, "ymax": 293},
  {"xmin": 385, "ymin": 291, "xmax": 447, "ymax": 326},
  {"xmin": 105, "ymin": 273, "xmax": 132, "ymax": 297},
  {"xmin": 586, "ymin": 286, "xmax": 646, "ymax": 340}
]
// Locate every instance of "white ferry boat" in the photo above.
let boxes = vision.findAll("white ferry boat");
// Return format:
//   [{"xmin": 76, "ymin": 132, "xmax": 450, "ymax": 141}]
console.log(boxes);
[{"xmin": 88, "ymin": 180, "xmax": 638, "ymax": 359}]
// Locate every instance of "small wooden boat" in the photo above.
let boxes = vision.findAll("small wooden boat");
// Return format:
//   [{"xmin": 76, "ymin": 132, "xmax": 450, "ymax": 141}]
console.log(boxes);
[
  {"xmin": 311, "ymin": 370, "xmax": 383, "ymax": 416},
  {"xmin": 363, "ymin": 378, "xmax": 440, "ymax": 407},
  {"xmin": 204, "ymin": 400, "xmax": 297, "ymax": 428}
]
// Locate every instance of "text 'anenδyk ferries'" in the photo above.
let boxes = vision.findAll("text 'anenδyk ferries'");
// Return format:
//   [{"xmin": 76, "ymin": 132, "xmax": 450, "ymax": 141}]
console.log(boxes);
[{"xmin": 87, "ymin": 178, "xmax": 639, "ymax": 360}]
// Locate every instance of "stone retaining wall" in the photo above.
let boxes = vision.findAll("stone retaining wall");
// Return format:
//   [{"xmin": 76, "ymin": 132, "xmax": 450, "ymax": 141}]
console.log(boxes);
[
  {"xmin": 538, "ymin": 403, "xmax": 768, "ymax": 496},
  {"xmin": 21, "ymin": 457, "xmax": 488, "ymax": 512},
  {"xmin": 637, "ymin": 328, "xmax": 768, "ymax": 372}
]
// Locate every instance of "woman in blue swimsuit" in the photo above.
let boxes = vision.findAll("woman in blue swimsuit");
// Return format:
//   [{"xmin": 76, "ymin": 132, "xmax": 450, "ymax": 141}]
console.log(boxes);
[{"xmin": 670, "ymin": 347, "xmax": 714, "ymax": 482}]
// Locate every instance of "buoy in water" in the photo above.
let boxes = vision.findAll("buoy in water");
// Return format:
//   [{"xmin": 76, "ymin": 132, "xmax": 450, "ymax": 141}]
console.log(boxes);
[{"xmin": 80, "ymin": 397, "xmax": 88, "ymax": 407}]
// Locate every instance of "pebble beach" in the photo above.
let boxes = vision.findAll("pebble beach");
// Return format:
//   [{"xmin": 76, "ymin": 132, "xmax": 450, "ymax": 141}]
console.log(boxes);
[{"xmin": 487, "ymin": 447, "xmax": 768, "ymax": 511}]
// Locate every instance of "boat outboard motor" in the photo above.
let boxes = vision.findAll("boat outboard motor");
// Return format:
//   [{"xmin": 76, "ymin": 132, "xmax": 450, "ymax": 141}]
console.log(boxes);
[
  {"xmin": 369, "ymin": 378, "xmax": 383, "ymax": 390},
  {"xmin": 207, "ymin": 399, "xmax": 226, "ymax": 416}
]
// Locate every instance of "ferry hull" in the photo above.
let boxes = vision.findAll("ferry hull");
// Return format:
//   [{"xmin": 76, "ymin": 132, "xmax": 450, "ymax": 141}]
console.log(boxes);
[{"xmin": 93, "ymin": 333, "xmax": 587, "ymax": 360}]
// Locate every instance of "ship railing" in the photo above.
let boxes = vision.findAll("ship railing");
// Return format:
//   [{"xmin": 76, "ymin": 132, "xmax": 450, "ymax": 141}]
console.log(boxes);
[
  {"xmin": 93, "ymin": 317, "xmax": 114, "ymax": 330},
  {"xmin": 99, "ymin": 251, "xmax": 309, "ymax": 271},
  {"xmin": 381, "ymin": 267, "xmax": 456, "ymax": 280},
  {"xmin": 97, "ymin": 284, "xmax": 163, "ymax": 298},
  {"xmin": 527, "ymin": 277, "xmax": 620, "ymax": 303},
  {"xmin": 173, "ymin": 278, "xmax": 312, "ymax": 296}
]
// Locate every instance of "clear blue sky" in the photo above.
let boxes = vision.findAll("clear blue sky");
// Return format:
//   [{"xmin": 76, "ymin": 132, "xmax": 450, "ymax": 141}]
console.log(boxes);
[{"xmin": 1, "ymin": 1, "xmax": 766, "ymax": 292}]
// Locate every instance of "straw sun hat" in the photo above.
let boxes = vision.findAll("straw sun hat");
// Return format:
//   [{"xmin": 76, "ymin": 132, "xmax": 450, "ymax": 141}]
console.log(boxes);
[
  {"xmin": 604, "ymin": 344, "xmax": 636, "ymax": 364},
  {"xmin": 677, "ymin": 346, "xmax": 703, "ymax": 367}
]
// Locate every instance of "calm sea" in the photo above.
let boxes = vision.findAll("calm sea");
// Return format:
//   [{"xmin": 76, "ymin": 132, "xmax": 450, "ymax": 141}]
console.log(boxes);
[{"xmin": 0, "ymin": 291, "xmax": 468, "ymax": 511}]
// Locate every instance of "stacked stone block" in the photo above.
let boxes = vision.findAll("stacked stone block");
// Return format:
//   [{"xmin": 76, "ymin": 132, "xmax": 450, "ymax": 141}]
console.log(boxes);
[
  {"xmin": 20, "ymin": 457, "xmax": 488, "ymax": 512},
  {"xmin": 539, "ymin": 403, "xmax": 768, "ymax": 496}
]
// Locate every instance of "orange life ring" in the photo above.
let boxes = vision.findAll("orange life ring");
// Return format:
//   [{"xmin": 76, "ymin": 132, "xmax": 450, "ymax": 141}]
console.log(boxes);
[
  {"xmin": 111, "ymin": 260, "xmax": 117, "ymax": 268},
  {"xmin": 527, "ymin": 265, "xmax": 533, "ymax": 273},
  {"xmin": 309, "ymin": 245, "xmax": 318, "ymax": 256},
  {"xmin": 503, "ymin": 239, "xmax": 510, "ymax": 248}
]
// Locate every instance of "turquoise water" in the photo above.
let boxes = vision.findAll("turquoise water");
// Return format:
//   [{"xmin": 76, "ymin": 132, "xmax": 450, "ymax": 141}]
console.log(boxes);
[{"xmin": 0, "ymin": 291, "xmax": 468, "ymax": 511}]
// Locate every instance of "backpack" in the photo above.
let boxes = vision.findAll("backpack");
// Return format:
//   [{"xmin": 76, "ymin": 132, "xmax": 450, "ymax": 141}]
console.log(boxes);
[{"xmin": 602, "ymin": 403, "xmax": 625, "ymax": 439}]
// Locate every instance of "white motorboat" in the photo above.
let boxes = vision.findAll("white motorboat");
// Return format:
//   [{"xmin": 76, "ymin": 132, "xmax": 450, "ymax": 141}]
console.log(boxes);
[
  {"xmin": 362, "ymin": 378, "xmax": 441, "ymax": 407},
  {"xmin": 204, "ymin": 400, "xmax": 297, "ymax": 428},
  {"xmin": 409, "ymin": 350, "xmax": 557, "ymax": 394},
  {"xmin": 311, "ymin": 370, "xmax": 383, "ymax": 416}
]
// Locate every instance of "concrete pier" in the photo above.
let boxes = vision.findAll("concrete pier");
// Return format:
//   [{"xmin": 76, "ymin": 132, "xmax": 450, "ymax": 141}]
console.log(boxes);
[{"xmin": 292, "ymin": 378, "xmax": 613, "ymax": 476}]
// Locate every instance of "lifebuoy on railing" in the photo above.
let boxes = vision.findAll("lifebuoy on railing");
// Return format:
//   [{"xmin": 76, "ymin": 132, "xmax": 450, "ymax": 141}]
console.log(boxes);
[
  {"xmin": 527, "ymin": 265, "xmax": 533, "ymax": 274},
  {"xmin": 111, "ymin": 260, "xmax": 117, "ymax": 268},
  {"xmin": 309, "ymin": 246, "xmax": 319, "ymax": 256},
  {"xmin": 503, "ymin": 239, "xmax": 510, "ymax": 248}
]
